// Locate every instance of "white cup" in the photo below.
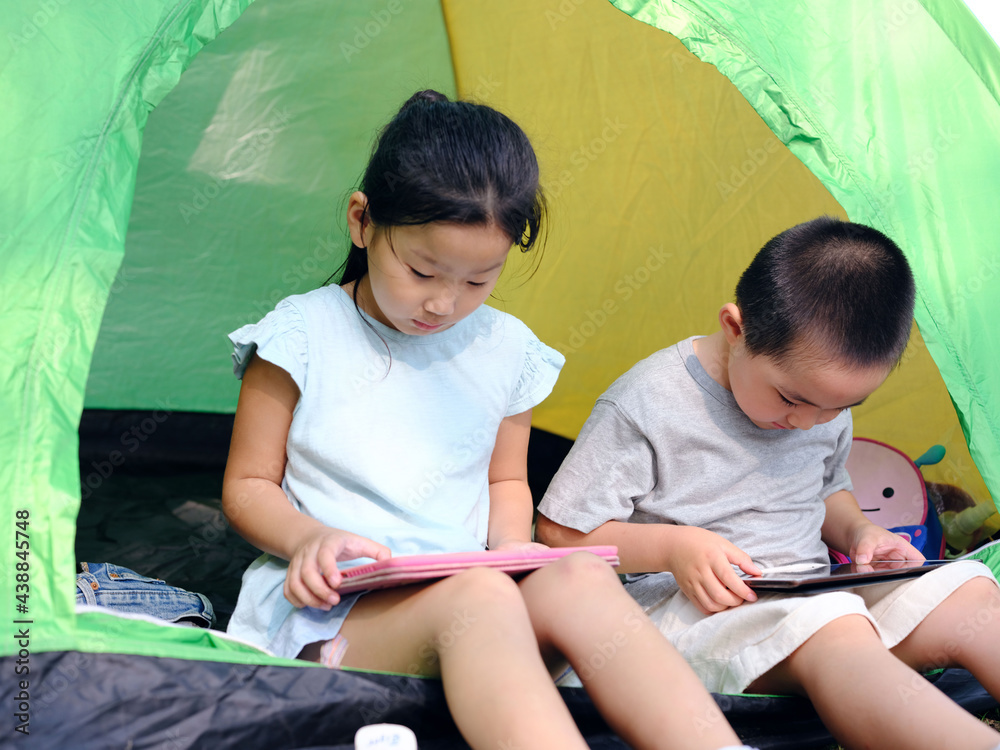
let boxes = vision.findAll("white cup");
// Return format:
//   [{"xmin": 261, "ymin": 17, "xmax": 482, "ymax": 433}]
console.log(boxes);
[{"xmin": 354, "ymin": 723, "xmax": 418, "ymax": 749}]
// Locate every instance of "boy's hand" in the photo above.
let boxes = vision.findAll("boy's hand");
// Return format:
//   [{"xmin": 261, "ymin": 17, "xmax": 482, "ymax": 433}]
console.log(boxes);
[
  {"xmin": 849, "ymin": 522, "xmax": 925, "ymax": 566},
  {"xmin": 284, "ymin": 529, "xmax": 391, "ymax": 610},
  {"xmin": 664, "ymin": 526, "xmax": 761, "ymax": 615}
]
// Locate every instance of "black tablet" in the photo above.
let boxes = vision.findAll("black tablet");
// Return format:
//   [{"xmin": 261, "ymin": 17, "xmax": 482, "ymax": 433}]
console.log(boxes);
[{"xmin": 744, "ymin": 559, "xmax": 954, "ymax": 592}]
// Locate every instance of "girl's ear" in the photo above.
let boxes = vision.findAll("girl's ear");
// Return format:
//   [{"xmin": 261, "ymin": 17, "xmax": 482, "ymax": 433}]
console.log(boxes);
[
  {"xmin": 346, "ymin": 191, "xmax": 373, "ymax": 248},
  {"xmin": 719, "ymin": 303, "xmax": 745, "ymax": 346}
]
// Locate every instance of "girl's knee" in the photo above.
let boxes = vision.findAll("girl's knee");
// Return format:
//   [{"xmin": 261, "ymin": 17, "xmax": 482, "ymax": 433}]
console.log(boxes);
[
  {"xmin": 403, "ymin": 569, "xmax": 531, "ymax": 651},
  {"xmin": 432, "ymin": 566, "xmax": 525, "ymax": 611},
  {"xmin": 520, "ymin": 551, "xmax": 624, "ymax": 612},
  {"xmin": 541, "ymin": 550, "xmax": 621, "ymax": 589}
]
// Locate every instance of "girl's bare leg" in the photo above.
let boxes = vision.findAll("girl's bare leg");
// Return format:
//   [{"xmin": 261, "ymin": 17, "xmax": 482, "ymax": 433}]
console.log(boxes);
[
  {"xmin": 517, "ymin": 551, "xmax": 744, "ymax": 750},
  {"xmin": 748, "ymin": 614, "xmax": 1000, "ymax": 750},
  {"xmin": 335, "ymin": 567, "xmax": 589, "ymax": 750}
]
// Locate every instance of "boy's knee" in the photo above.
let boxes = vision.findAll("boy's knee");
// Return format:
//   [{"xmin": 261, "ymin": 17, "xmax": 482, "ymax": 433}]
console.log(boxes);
[
  {"xmin": 934, "ymin": 575, "xmax": 1000, "ymax": 636},
  {"xmin": 948, "ymin": 575, "xmax": 1000, "ymax": 639},
  {"xmin": 782, "ymin": 615, "xmax": 882, "ymax": 684},
  {"xmin": 957, "ymin": 574, "xmax": 1000, "ymax": 601},
  {"xmin": 808, "ymin": 614, "xmax": 880, "ymax": 650}
]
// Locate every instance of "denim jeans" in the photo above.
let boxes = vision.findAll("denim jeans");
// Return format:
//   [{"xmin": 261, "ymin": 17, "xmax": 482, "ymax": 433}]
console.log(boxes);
[{"xmin": 75, "ymin": 562, "xmax": 215, "ymax": 628}]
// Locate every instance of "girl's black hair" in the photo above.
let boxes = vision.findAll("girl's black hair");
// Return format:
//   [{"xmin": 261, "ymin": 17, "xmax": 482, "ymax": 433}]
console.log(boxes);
[
  {"xmin": 735, "ymin": 216, "xmax": 916, "ymax": 368},
  {"xmin": 329, "ymin": 90, "xmax": 546, "ymax": 292}
]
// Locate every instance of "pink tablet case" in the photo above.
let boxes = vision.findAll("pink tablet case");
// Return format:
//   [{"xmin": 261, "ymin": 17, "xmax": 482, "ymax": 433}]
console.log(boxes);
[{"xmin": 337, "ymin": 546, "xmax": 620, "ymax": 594}]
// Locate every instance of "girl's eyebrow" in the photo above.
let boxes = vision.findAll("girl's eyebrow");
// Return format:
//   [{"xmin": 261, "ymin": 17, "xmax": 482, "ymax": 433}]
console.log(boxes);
[
  {"xmin": 409, "ymin": 248, "xmax": 506, "ymax": 275},
  {"xmin": 475, "ymin": 258, "xmax": 507, "ymax": 274}
]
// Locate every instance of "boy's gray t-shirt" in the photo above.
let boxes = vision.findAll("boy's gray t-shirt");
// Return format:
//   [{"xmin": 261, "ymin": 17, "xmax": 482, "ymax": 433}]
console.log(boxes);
[{"xmin": 538, "ymin": 336, "xmax": 854, "ymax": 609}]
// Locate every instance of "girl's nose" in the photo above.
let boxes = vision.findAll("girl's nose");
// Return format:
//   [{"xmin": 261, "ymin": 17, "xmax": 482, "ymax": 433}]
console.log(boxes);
[{"xmin": 424, "ymin": 289, "xmax": 456, "ymax": 317}]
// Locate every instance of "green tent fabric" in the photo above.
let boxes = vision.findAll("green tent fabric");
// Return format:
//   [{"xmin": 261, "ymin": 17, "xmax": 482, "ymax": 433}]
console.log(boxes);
[
  {"xmin": 3, "ymin": 0, "xmax": 999, "ymax": 673},
  {"xmin": 1, "ymin": 0, "xmax": 455, "ymax": 663},
  {"xmin": 84, "ymin": 2, "xmax": 455, "ymax": 414}
]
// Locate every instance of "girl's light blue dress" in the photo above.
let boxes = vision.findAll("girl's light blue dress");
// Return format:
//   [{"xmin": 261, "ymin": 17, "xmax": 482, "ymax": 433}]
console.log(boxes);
[{"xmin": 225, "ymin": 285, "xmax": 564, "ymax": 658}]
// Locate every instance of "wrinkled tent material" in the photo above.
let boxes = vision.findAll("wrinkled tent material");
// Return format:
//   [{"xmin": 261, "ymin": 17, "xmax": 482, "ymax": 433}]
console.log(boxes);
[
  {"xmin": 2, "ymin": 0, "xmax": 999, "ymax": 746},
  {"xmin": 15, "ymin": 650, "xmax": 1000, "ymax": 749}
]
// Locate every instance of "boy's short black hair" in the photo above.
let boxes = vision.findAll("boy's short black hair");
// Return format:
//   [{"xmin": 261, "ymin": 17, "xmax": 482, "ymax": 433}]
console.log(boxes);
[{"xmin": 735, "ymin": 216, "xmax": 916, "ymax": 368}]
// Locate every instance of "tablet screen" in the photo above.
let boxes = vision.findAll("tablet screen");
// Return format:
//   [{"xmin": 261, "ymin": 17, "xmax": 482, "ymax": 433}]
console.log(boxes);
[{"xmin": 744, "ymin": 559, "xmax": 953, "ymax": 592}]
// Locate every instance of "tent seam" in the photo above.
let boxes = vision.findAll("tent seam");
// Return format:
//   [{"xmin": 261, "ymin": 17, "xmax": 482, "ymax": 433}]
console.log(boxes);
[{"xmin": 437, "ymin": 1, "xmax": 462, "ymax": 98}]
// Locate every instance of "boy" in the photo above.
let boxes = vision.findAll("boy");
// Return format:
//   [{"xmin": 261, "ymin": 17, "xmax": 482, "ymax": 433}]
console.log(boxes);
[{"xmin": 537, "ymin": 217, "xmax": 1000, "ymax": 750}]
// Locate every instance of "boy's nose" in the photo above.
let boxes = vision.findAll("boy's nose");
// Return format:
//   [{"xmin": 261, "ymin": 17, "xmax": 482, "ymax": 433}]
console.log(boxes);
[{"xmin": 788, "ymin": 407, "xmax": 820, "ymax": 430}]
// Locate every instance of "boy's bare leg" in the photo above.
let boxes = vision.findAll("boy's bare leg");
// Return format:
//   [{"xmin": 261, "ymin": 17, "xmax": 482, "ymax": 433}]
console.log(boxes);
[
  {"xmin": 336, "ymin": 567, "xmax": 589, "ymax": 750},
  {"xmin": 517, "ymin": 552, "xmax": 744, "ymax": 750},
  {"xmin": 891, "ymin": 576, "xmax": 1000, "ymax": 698},
  {"xmin": 748, "ymin": 614, "xmax": 1000, "ymax": 750}
]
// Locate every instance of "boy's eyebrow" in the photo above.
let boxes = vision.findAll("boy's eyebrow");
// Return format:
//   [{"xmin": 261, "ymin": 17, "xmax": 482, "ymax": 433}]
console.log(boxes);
[
  {"xmin": 410, "ymin": 248, "xmax": 505, "ymax": 275},
  {"xmin": 783, "ymin": 389, "xmax": 869, "ymax": 410}
]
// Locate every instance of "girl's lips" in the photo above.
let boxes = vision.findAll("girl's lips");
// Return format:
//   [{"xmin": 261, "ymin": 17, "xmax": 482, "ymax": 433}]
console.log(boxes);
[
  {"xmin": 772, "ymin": 422, "xmax": 788, "ymax": 429},
  {"xmin": 413, "ymin": 319, "xmax": 443, "ymax": 331}
]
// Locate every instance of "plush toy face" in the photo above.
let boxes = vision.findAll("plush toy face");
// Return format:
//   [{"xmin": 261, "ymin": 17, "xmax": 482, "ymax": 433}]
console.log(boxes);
[{"xmin": 845, "ymin": 438, "xmax": 927, "ymax": 529}]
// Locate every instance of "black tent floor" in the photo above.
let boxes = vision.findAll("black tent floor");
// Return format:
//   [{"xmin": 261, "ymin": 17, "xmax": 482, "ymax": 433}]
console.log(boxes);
[
  {"xmin": 6, "ymin": 651, "xmax": 997, "ymax": 749},
  {"xmin": 74, "ymin": 466, "xmax": 256, "ymax": 630}
]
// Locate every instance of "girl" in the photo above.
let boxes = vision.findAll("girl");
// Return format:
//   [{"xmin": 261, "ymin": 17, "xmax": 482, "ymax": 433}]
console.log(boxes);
[{"xmin": 222, "ymin": 90, "xmax": 752, "ymax": 750}]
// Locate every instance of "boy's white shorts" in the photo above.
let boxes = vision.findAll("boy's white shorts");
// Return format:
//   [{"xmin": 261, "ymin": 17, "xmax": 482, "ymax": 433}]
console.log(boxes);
[{"xmin": 645, "ymin": 559, "xmax": 995, "ymax": 694}]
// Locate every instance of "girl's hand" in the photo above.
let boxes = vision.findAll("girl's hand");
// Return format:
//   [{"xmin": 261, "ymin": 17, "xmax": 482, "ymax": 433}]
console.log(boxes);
[
  {"xmin": 284, "ymin": 529, "xmax": 391, "ymax": 610},
  {"xmin": 663, "ymin": 526, "xmax": 761, "ymax": 615},
  {"xmin": 848, "ymin": 522, "xmax": 925, "ymax": 566}
]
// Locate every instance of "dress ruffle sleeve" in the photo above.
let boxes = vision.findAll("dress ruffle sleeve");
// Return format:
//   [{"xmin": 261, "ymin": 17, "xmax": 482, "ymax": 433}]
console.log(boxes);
[
  {"xmin": 506, "ymin": 331, "xmax": 565, "ymax": 416},
  {"xmin": 228, "ymin": 299, "xmax": 308, "ymax": 393}
]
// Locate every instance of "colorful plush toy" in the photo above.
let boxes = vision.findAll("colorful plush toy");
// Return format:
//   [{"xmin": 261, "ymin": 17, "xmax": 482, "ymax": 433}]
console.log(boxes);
[
  {"xmin": 844, "ymin": 438, "xmax": 946, "ymax": 558},
  {"xmin": 845, "ymin": 437, "xmax": 1000, "ymax": 557}
]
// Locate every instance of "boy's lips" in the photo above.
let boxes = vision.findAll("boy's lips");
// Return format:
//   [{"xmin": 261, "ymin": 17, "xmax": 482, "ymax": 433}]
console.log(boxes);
[{"xmin": 772, "ymin": 422, "xmax": 788, "ymax": 429}]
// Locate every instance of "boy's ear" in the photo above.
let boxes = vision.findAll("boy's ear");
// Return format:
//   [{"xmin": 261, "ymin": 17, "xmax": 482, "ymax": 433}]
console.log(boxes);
[
  {"xmin": 346, "ymin": 191, "xmax": 374, "ymax": 248},
  {"xmin": 719, "ymin": 303, "xmax": 744, "ymax": 346}
]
